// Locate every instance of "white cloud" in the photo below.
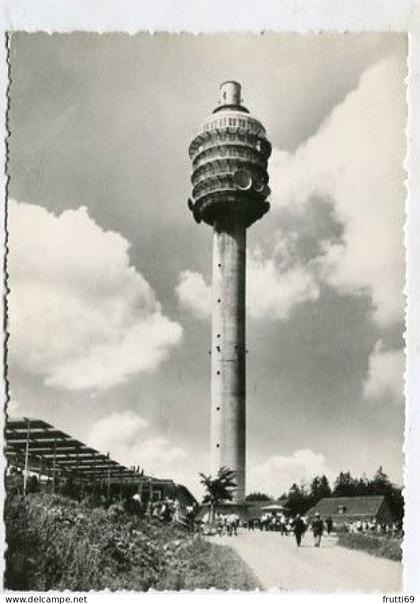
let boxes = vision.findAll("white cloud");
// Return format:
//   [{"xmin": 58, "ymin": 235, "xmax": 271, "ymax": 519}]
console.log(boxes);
[
  {"xmin": 175, "ymin": 270, "xmax": 211, "ymax": 318},
  {"xmin": 87, "ymin": 411, "xmax": 187, "ymax": 480},
  {"xmin": 176, "ymin": 243, "xmax": 320, "ymax": 321},
  {"xmin": 8, "ymin": 200, "xmax": 183, "ymax": 390},
  {"xmin": 364, "ymin": 341, "xmax": 405, "ymax": 403},
  {"xmin": 7, "ymin": 398, "xmax": 21, "ymax": 418},
  {"xmin": 248, "ymin": 449, "xmax": 332, "ymax": 495},
  {"xmin": 247, "ymin": 244, "xmax": 320, "ymax": 320},
  {"xmin": 270, "ymin": 57, "xmax": 406, "ymax": 327},
  {"xmin": 178, "ymin": 58, "xmax": 405, "ymax": 328},
  {"xmin": 87, "ymin": 410, "xmax": 149, "ymax": 447},
  {"xmin": 87, "ymin": 411, "xmax": 210, "ymax": 499}
]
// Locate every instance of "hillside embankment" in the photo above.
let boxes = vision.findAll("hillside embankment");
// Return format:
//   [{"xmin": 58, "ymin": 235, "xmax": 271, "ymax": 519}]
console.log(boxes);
[{"xmin": 5, "ymin": 493, "xmax": 260, "ymax": 591}]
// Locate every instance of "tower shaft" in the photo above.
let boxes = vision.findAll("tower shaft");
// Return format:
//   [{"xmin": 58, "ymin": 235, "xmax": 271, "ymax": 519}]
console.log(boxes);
[
  {"xmin": 211, "ymin": 215, "xmax": 246, "ymax": 502},
  {"xmin": 188, "ymin": 81, "xmax": 271, "ymax": 502}
]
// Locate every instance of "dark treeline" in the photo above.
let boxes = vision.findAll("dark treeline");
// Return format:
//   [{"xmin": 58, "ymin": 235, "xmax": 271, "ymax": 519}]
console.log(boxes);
[
  {"xmin": 247, "ymin": 467, "xmax": 404, "ymax": 520},
  {"xmin": 245, "ymin": 492, "xmax": 272, "ymax": 501}
]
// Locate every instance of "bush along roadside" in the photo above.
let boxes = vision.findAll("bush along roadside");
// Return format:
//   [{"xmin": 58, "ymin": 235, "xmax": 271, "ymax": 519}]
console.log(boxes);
[
  {"xmin": 5, "ymin": 493, "xmax": 260, "ymax": 591},
  {"xmin": 337, "ymin": 532, "xmax": 402, "ymax": 561}
]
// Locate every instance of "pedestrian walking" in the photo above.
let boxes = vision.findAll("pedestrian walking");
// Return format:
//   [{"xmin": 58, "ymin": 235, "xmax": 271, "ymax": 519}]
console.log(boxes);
[
  {"xmin": 172, "ymin": 498, "xmax": 181, "ymax": 523},
  {"xmin": 280, "ymin": 513, "xmax": 287, "ymax": 536},
  {"xmin": 215, "ymin": 512, "xmax": 224, "ymax": 537},
  {"xmin": 131, "ymin": 493, "xmax": 142, "ymax": 516},
  {"xmin": 369, "ymin": 518, "xmax": 377, "ymax": 532},
  {"xmin": 311, "ymin": 512, "xmax": 324, "ymax": 547},
  {"xmin": 270, "ymin": 514, "xmax": 277, "ymax": 532},
  {"xmin": 186, "ymin": 505, "xmax": 195, "ymax": 532},
  {"xmin": 152, "ymin": 501, "xmax": 160, "ymax": 519},
  {"xmin": 292, "ymin": 514, "xmax": 306, "ymax": 547},
  {"xmin": 326, "ymin": 515, "xmax": 333, "ymax": 534},
  {"xmin": 228, "ymin": 512, "xmax": 239, "ymax": 536}
]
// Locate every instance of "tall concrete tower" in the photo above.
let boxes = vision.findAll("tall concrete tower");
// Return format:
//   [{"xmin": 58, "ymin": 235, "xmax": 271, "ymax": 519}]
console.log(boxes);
[{"xmin": 188, "ymin": 81, "xmax": 271, "ymax": 502}]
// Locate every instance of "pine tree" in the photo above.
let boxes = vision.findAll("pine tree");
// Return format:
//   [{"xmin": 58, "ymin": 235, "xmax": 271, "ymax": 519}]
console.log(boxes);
[
  {"xmin": 310, "ymin": 476, "xmax": 322, "ymax": 500},
  {"xmin": 333, "ymin": 471, "xmax": 357, "ymax": 497},
  {"xmin": 371, "ymin": 466, "xmax": 392, "ymax": 492},
  {"xmin": 308, "ymin": 475, "xmax": 331, "ymax": 507},
  {"xmin": 245, "ymin": 492, "xmax": 271, "ymax": 501},
  {"xmin": 286, "ymin": 483, "xmax": 311, "ymax": 515},
  {"xmin": 318, "ymin": 475, "xmax": 331, "ymax": 498}
]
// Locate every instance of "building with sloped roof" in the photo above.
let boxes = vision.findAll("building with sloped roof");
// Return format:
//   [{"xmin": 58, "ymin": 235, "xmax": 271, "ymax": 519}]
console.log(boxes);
[
  {"xmin": 195, "ymin": 498, "xmax": 289, "ymax": 523},
  {"xmin": 306, "ymin": 495, "xmax": 394, "ymax": 526},
  {"xmin": 245, "ymin": 498, "xmax": 289, "ymax": 521}
]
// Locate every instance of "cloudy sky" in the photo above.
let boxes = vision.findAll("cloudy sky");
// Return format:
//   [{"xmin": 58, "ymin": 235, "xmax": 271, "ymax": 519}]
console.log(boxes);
[{"xmin": 7, "ymin": 33, "xmax": 406, "ymax": 498}]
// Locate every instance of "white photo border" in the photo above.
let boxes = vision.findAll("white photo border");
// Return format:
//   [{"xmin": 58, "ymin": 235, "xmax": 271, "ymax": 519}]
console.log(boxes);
[{"xmin": 1, "ymin": 0, "xmax": 418, "ymax": 596}]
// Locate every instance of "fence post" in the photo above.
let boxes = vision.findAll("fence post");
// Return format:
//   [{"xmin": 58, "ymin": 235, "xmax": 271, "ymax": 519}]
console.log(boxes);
[
  {"xmin": 23, "ymin": 419, "xmax": 31, "ymax": 495},
  {"xmin": 107, "ymin": 453, "xmax": 111, "ymax": 499},
  {"xmin": 39, "ymin": 454, "xmax": 43, "ymax": 490},
  {"xmin": 52, "ymin": 437, "xmax": 57, "ymax": 494}
]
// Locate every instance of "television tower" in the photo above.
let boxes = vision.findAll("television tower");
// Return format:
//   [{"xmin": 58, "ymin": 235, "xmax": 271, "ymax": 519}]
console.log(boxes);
[{"xmin": 188, "ymin": 81, "xmax": 271, "ymax": 501}]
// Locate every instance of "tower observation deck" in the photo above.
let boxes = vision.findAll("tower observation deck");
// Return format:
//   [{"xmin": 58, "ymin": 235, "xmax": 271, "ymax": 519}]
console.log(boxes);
[{"xmin": 188, "ymin": 81, "xmax": 271, "ymax": 502}]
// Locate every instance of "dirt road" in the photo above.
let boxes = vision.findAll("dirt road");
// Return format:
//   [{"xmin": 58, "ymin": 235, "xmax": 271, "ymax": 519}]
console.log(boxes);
[{"xmin": 215, "ymin": 531, "xmax": 402, "ymax": 592}]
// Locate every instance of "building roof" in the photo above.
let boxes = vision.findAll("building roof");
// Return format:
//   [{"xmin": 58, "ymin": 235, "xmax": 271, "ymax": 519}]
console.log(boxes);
[
  {"xmin": 6, "ymin": 417, "xmax": 138, "ymax": 482},
  {"xmin": 245, "ymin": 498, "xmax": 288, "ymax": 519},
  {"xmin": 7, "ymin": 416, "xmax": 154, "ymax": 486},
  {"xmin": 175, "ymin": 484, "xmax": 197, "ymax": 507},
  {"xmin": 7, "ymin": 416, "xmax": 196, "ymax": 503},
  {"xmin": 245, "ymin": 498, "xmax": 288, "ymax": 507},
  {"xmin": 307, "ymin": 496, "xmax": 387, "ymax": 518}
]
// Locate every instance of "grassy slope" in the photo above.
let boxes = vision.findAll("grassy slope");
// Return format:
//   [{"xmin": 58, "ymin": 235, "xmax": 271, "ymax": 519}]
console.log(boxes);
[{"xmin": 5, "ymin": 494, "xmax": 260, "ymax": 591}]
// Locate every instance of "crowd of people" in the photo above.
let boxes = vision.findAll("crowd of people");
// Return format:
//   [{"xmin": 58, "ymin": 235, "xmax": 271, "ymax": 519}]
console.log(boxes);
[
  {"xmin": 253, "ymin": 511, "xmax": 329, "ymax": 547},
  {"xmin": 201, "ymin": 509, "xmax": 331, "ymax": 546},
  {"xmin": 126, "ymin": 493, "xmax": 197, "ymax": 529},
  {"xmin": 7, "ymin": 467, "xmax": 402, "ymax": 541},
  {"xmin": 246, "ymin": 511, "xmax": 333, "ymax": 538},
  {"xmin": 214, "ymin": 512, "xmax": 240, "ymax": 536},
  {"xmin": 204, "ymin": 509, "xmax": 403, "ymax": 545},
  {"xmin": 345, "ymin": 518, "xmax": 403, "ymax": 537},
  {"xmin": 6, "ymin": 466, "xmax": 198, "ymax": 530}
]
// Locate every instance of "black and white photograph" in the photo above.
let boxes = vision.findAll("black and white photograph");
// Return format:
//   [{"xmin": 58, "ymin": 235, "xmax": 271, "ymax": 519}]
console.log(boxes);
[{"xmin": 4, "ymin": 31, "xmax": 407, "ymax": 592}]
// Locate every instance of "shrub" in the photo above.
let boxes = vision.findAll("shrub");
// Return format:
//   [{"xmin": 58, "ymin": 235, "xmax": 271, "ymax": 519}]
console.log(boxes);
[
  {"xmin": 337, "ymin": 532, "xmax": 402, "ymax": 561},
  {"xmin": 5, "ymin": 493, "xmax": 259, "ymax": 591}
]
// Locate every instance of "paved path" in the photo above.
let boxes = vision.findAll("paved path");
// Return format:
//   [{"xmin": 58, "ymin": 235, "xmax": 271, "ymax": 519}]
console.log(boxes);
[{"xmin": 214, "ymin": 531, "xmax": 402, "ymax": 592}]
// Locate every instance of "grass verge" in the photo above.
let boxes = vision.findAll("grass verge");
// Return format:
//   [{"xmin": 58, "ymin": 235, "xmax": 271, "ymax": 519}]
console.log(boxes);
[{"xmin": 337, "ymin": 532, "xmax": 402, "ymax": 561}]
